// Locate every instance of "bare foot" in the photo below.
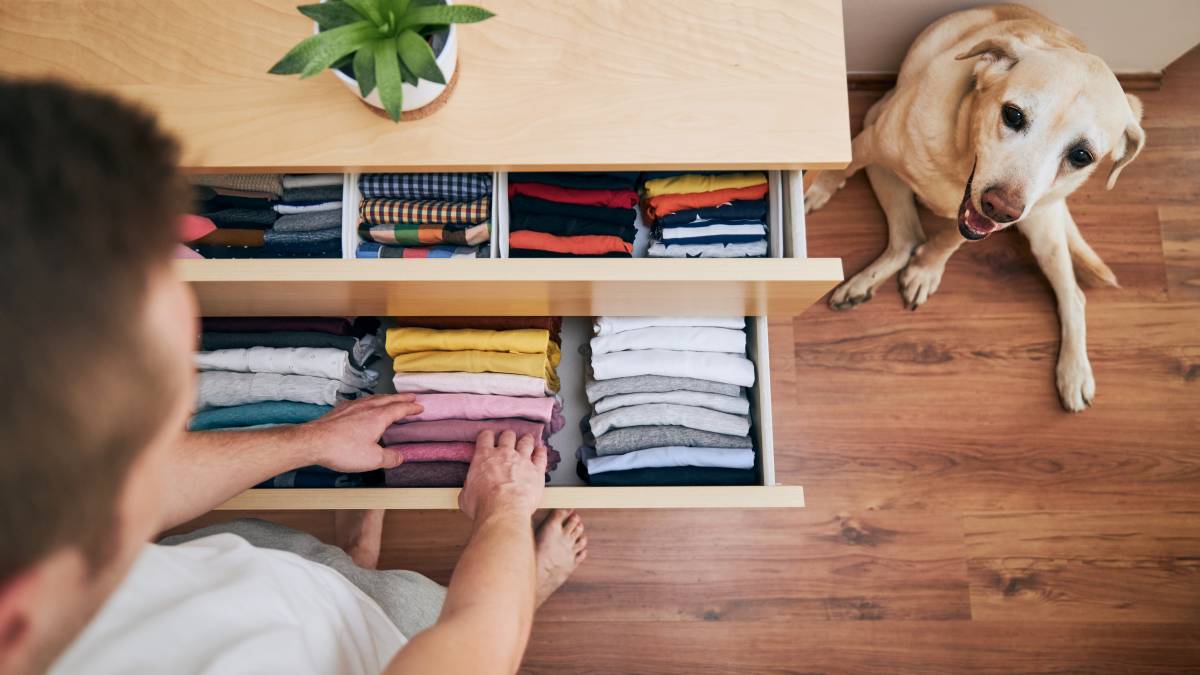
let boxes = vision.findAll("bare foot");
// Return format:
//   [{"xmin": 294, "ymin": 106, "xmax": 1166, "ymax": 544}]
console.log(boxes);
[
  {"xmin": 534, "ymin": 509, "xmax": 587, "ymax": 607},
  {"xmin": 335, "ymin": 509, "xmax": 385, "ymax": 569}
]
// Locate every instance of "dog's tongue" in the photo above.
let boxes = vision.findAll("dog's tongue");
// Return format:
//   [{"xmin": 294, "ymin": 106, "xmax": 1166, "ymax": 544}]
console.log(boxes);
[{"xmin": 957, "ymin": 168, "xmax": 996, "ymax": 241}]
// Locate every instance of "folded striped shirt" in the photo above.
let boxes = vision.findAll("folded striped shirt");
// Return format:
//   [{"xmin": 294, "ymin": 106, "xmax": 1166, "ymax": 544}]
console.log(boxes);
[
  {"xmin": 356, "ymin": 242, "xmax": 480, "ymax": 259},
  {"xmin": 660, "ymin": 223, "xmax": 766, "ymax": 240},
  {"xmin": 360, "ymin": 195, "xmax": 491, "ymax": 225},
  {"xmin": 359, "ymin": 173, "xmax": 493, "ymax": 200},
  {"xmin": 359, "ymin": 221, "xmax": 489, "ymax": 246}
]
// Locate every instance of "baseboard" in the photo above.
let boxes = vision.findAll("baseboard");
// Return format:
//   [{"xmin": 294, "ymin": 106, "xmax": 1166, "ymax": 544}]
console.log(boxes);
[{"xmin": 848, "ymin": 71, "xmax": 1163, "ymax": 91}]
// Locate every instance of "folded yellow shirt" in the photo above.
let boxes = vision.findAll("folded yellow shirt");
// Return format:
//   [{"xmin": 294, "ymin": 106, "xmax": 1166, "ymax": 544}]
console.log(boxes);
[
  {"xmin": 386, "ymin": 327, "xmax": 550, "ymax": 357},
  {"xmin": 391, "ymin": 341, "xmax": 561, "ymax": 391},
  {"xmin": 641, "ymin": 172, "xmax": 768, "ymax": 199}
]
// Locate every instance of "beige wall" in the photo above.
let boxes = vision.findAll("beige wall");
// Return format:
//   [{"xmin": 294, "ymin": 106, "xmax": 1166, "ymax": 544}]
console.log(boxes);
[{"xmin": 844, "ymin": 0, "xmax": 1200, "ymax": 74}]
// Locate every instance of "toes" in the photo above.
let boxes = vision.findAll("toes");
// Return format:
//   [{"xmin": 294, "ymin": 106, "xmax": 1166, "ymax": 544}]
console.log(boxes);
[
  {"xmin": 563, "ymin": 512, "xmax": 582, "ymax": 533},
  {"xmin": 545, "ymin": 508, "xmax": 570, "ymax": 528},
  {"xmin": 575, "ymin": 549, "xmax": 588, "ymax": 564},
  {"xmin": 573, "ymin": 535, "xmax": 588, "ymax": 554},
  {"xmin": 568, "ymin": 519, "xmax": 585, "ymax": 540}
]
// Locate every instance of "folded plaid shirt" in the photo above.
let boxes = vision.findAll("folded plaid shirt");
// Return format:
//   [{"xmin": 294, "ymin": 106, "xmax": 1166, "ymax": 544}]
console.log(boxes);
[
  {"xmin": 358, "ymin": 221, "xmax": 490, "ymax": 246},
  {"xmin": 356, "ymin": 242, "xmax": 481, "ymax": 259},
  {"xmin": 360, "ymin": 195, "xmax": 491, "ymax": 225},
  {"xmin": 359, "ymin": 173, "xmax": 493, "ymax": 200}
]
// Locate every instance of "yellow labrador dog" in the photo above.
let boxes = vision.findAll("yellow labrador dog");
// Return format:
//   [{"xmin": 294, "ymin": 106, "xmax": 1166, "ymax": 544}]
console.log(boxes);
[{"xmin": 806, "ymin": 4, "xmax": 1145, "ymax": 412}]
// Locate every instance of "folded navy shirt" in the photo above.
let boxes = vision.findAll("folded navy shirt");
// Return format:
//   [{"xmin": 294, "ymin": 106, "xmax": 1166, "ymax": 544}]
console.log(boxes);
[
  {"xmin": 576, "ymin": 460, "xmax": 758, "ymax": 486},
  {"xmin": 509, "ymin": 194, "xmax": 637, "ymax": 226},
  {"xmin": 509, "ymin": 172, "xmax": 641, "ymax": 190},
  {"xmin": 510, "ymin": 212, "xmax": 636, "ymax": 241},
  {"xmin": 657, "ymin": 199, "xmax": 768, "ymax": 227}
]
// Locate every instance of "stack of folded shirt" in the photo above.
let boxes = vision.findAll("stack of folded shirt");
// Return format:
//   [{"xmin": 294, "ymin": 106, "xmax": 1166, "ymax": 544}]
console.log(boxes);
[
  {"xmin": 188, "ymin": 174, "xmax": 344, "ymax": 258},
  {"xmin": 507, "ymin": 172, "xmax": 640, "ymax": 257},
  {"xmin": 357, "ymin": 173, "xmax": 492, "ymax": 259},
  {"xmin": 190, "ymin": 316, "xmax": 383, "ymax": 488},
  {"xmin": 640, "ymin": 171, "xmax": 770, "ymax": 258},
  {"xmin": 381, "ymin": 317, "xmax": 564, "ymax": 487},
  {"xmin": 577, "ymin": 316, "xmax": 758, "ymax": 486}
]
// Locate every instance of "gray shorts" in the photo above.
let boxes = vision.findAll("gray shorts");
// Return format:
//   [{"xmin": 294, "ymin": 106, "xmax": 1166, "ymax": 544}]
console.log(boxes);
[{"xmin": 161, "ymin": 518, "xmax": 446, "ymax": 639}]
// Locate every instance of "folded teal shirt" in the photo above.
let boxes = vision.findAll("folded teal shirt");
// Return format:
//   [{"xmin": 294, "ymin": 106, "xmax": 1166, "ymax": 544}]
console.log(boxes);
[{"xmin": 187, "ymin": 401, "xmax": 332, "ymax": 431}]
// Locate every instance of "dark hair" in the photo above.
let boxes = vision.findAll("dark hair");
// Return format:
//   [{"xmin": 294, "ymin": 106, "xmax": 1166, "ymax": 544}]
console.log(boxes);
[{"xmin": 0, "ymin": 79, "xmax": 188, "ymax": 580}]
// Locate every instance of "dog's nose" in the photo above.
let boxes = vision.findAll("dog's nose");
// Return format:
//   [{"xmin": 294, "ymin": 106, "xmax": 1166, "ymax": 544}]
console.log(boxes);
[{"xmin": 980, "ymin": 188, "xmax": 1023, "ymax": 223}]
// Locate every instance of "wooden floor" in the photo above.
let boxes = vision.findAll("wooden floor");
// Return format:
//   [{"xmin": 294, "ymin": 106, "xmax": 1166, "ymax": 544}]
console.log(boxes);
[{"xmin": 186, "ymin": 48, "xmax": 1200, "ymax": 673}]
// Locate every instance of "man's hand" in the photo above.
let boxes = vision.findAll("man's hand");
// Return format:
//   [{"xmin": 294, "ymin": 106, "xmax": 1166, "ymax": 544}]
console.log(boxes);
[
  {"xmin": 294, "ymin": 395, "xmax": 424, "ymax": 473},
  {"xmin": 459, "ymin": 430, "xmax": 547, "ymax": 521}
]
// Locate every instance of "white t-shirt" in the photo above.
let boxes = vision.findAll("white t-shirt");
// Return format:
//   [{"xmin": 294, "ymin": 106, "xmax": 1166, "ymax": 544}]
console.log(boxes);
[{"xmin": 50, "ymin": 533, "xmax": 405, "ymax": 675}]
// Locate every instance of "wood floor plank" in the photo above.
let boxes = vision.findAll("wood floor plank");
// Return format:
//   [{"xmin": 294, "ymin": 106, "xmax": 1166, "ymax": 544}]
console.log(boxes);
[{"xmin": 1161, "ymin": 205, "xmax": 1200, "ymax": 302}]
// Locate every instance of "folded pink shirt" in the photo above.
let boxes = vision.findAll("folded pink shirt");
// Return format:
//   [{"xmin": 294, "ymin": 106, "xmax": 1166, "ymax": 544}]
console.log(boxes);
[
  {"xmin": 383, "ymin": 418, "xmax": 547, "ymax": 445},
  {"xmin": 410, "ymin": 394, "xmax": 556, "ymax": 424},
  {"xmin": 393, "ymin": 441, "xmax": 560, "ymax": 470}
]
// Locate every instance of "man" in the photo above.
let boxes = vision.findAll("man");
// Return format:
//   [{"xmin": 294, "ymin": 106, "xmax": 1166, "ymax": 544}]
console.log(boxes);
[{"xmin": 0, "ymin": 80, "xmax": 587, "ymax": 675}]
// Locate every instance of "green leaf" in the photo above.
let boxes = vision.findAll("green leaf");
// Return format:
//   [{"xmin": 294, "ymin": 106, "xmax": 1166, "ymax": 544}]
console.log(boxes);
[
  {"xmin": 297, "ymin": 2, "xmax": 361, "ymax": 30},
  {"xmin": 343, "ymin": 0, "xmax": 385, "ymax": 27},
  {"xmin": 382, "ymin": 0, "xmax": 411, "ymax": 22},
  {"xmin": 397, "ymin": 29, "xmax": 445, "ymax": 84},
  {"xmin": 374, "ymin": 40, "xmax": 405, "ymax": 121},
  {"xmin": 352, "ymin": 46, "xmax": 376, "ymax": 96},
  {"xmin": 270, "ymin": 20, "xmax": 376, "ymax": 75},
  {"xmin": 398, "ymin": 58, "xmax": 418, "ymax": 86},
  {"xmin": 401, "ymin": 4, "xmax": 495, "ymax": 30}
]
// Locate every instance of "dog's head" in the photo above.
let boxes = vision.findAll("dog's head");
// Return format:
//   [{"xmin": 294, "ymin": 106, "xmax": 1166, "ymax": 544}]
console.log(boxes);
[{"xmin": 954, "ymin": 34, "xmax": 1146, "ymax": 240}]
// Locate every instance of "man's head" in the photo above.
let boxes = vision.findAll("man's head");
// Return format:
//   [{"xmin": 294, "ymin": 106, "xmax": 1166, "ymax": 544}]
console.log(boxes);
[
  {"xmin": 0, "ymin": 80, "xmax": 197, "ymax": 674},
  {"xmin": 956, "ymin": 33, "xmax": 1146, "ymax": 239}
]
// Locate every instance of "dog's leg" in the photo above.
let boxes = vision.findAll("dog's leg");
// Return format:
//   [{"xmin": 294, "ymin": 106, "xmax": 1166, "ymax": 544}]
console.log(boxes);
[
  {"xmin": 1019, "ymin": 202, "xmax": 1094, "ymax": 412},
  {"xmin": 805, "ymin": 127, "xmax": 876, "ymax": 214},
  {"xmin": 829, "ymin": 165, "xmax": 925, "ymax": 310},
  {"xmin": 898, "ymin": 227, "xmax": 966, "ymax": 310}
]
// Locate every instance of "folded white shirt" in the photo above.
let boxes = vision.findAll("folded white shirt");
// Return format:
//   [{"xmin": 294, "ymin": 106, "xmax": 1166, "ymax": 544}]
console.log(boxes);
[
  {"xmin": 195, "ymin": 347, "xmax": 378, "ymax": 390},
  {"xmin": 591, "ymin": 326, "xmax": 746, "ymax": 355},
  {"xmin": 590, "ymin": 349, "xmax": 755, "ymax": 387},
  {"xmin": 391, "ymin": 371, "xmax": 550, "ymax": 397},
  {"xmin": 578, "ymin": 445, "xmax": 756, "ymax": 474},
  {"xmin": 588, "ymin": 403, "xmax": 751, "ymax": 437},
  {"xmin": 593, "ymin": 389, "xmax": 750, "ymax": 415},
  {"xmin": 660, "ymin": 223, "xmax": 767, "ymax": 240},
  {"xmin": 647, "ymin": 239, "xmax": 768, "ymax": 258},
  {"xmin": 196, "ymin": 372, "xmax": 367, "ymax": 411},
  {"xmin": 593, "ymin": 316, "xmax": 746, "ymax": 336},
  {"xmin": 273, "ymin": 201, "xmax": 343, "ymax": 214}
]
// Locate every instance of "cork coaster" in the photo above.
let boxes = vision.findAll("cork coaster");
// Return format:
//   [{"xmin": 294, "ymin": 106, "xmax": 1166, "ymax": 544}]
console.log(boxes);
[{"xmin": 361, "ymin": 58, "xmax": 461, "ymax": 122}]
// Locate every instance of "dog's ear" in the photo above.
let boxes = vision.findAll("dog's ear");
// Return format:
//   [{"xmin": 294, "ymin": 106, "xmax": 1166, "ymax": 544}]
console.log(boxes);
[
  {"xmin": 956, "ymin": 36, "xmax": 1026, "ymax": 88},
  {"xmin": 1106, "ymin": 94, "xmax": 1146, "ymax": 190}
]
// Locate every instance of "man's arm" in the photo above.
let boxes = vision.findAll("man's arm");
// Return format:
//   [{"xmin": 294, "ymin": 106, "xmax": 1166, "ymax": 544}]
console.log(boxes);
[
  {"xmin": 386, "ymin": 430, "xmax": 547, "ymax": 675},
  {"xmin": 158, "ymin": 395, "xmax": 422, "ymax": 531}
]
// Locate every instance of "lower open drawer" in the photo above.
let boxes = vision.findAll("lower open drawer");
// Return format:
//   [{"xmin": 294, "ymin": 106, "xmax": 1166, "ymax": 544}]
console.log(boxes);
[{"xmin": 216, "ymin": 316, "xmax": 803, "ymax": 510}]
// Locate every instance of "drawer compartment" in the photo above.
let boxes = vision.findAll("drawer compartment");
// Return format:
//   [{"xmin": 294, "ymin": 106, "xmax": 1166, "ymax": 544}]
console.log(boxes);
[{"xmin": 216, "ymin": 316, "xmax": 803, "ymax": 510}]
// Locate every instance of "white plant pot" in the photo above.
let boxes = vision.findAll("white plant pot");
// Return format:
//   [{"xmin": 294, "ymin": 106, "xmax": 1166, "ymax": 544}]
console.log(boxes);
[{"xmin": 317, "ymin": 12, "xmax": 458, "ymax": 113}]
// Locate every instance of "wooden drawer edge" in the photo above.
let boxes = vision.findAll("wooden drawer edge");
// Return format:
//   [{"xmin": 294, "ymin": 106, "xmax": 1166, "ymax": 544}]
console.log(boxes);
[{"xmin": 218, "ymin": 486, "xmax": 805, "ymax": 510}]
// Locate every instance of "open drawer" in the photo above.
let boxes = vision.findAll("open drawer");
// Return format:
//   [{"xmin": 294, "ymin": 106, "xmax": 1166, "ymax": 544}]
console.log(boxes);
[
  {"xmin": 181, "ymin": 171, "xmax": 841, "ymax": 317},
  {"xmin": 216, "ymin": 316, "xmax": 803, "ymax": 510}
]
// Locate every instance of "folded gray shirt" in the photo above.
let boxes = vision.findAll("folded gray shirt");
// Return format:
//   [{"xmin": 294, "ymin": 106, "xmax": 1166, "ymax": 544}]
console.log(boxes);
[
  {"xmin": 593, "ymin": 390, "xmax": 749, "ymax": 415},
  {"xmin": 589, "ymin": 403, "xmax": 750, "ymax": 437},
  {"xmin": 584, "ymin": 373, "xmax": 742, "ymax": 404},
  {"xmin": 589, "ymin": 423, "xmax": 755, "ymax": 456}
]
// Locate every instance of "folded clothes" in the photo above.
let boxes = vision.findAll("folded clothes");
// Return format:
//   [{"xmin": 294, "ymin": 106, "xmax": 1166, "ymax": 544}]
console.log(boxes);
[
  {"xmin": 660, "ymin": 222, "xmax": 766, "ymax": 241},
  {"xmin": 658, "ymin": 233, "xmax": 765, "ymax": 245},
  {"xmin": 509, "ymin": 249, "xmax": 631, "ymax": 258},
  {"xmin": 386, "ymin": 327, "xmax": 551, "ymax": 356},
  {"xmin": 259, "ymin": 467, "xmax": 382, "ymax": 489},
  {"xmin": 359, "ymin": 173, "xmax": 493, "ymax": 201},
  {"xmin": 642, "ymin": 172, "xmax": 767, "ymax": 198},
  {"xmin": 648, "ymin": 239, "xmax": 768, "ymax": 258},
  {"xmin": 507, "ymin": 183, "xmax": 639, "ymax": 209},
  {"xmin": 509, "ymin": 195, "xmax": 637, "ymax": 226},
  {"xmin": 509, "ymin": 212, "xmax": 636, "ymax": 241},
  {"xmin": 356, "ymin": 242, "xmax": 480, "ymax": 259},
  {"xmin": 508, "ymin": 230, "xmax": 633, "ymax": 256},
  {"xmin": 179, "ymin": 214, "xmax": 217, "ymax": 242},
  {"xmin": 383, "ymin": 418, "xmax": 547, "ymax": 445},
  {"xmin": 508, "ymin": 172, "xmax": 640, "ymax": 191},
  {"xmin": 577, "ymin": 461, "xmax": 756, "ymax": 486},
  {"xmin": 200, "ymin": 332, "xmax": 378, "ymax": 369},
  {"xmin": 658, "ymin": 217, "xmax": 765, "ymax": 230},
  {"xmin": 407, "ymin": 393, "xmax": 559, "ymax": 426},
  {"xmin": 195, "ymin": 346, "xmax": 379, "ymax": 389},
  {"xmin": 282, "ymin": 174, "xmax": 345, "ymax": 189},
  {"xmin": 577, "ymin": 445, "xmax": 755, "ymax": 474},
  {"xmin": 641, "ymin": 170, "xmax": 745, "ymax": 179},
  {"xmin": 360, "ymin": 195, "xmax": 490, "ymax": 225},
  {"xmin": 194, "ymin": 228, "xmax": 265, "ymax": 247},
  {"xmin": 645, "ymin": 183, "xmax": 769, "ymax": 221},
  {"xmin": 593, "ymin": 389, "xmax": 749, "ymax": 416},
  {"xmin": 272, "ymin": 209, "xmax": 343, "ymax": 232},
  {"xmin": 196, "ymin": 371, "xmax": 368, "ymax": 411},
  {"xmin": 390, "ymin": 316, "xmax": 562, "ymax": 336},
  {"xmin": 592, "ymin": 349, "xmax": 754, "ymax": 387},
  {"xmin": 657, "ymin": 199, "xmax": 768, "ymax": 227},
  {"xmin": 200, "ymin": 207, "xmax": 278, "ymax": 227},
  {"xmin": 193, "ymin": 186, "xmax": 276, "ymax": 211},
  {"xmin": 192, "ymin": 174, "xmax": 283, "ymax": 196},
  {"xmin": 589, "ymin": 403, "xmax": 750, "ymax": 437},
  {"xmin": 590, "ymin": 326, "xmax": 747, "ymax": 355},
  {"xmin": 392, "ymin": 371, "xmax": 550, "ymax": 397},
  {"xmin": 189, "ymin": 240, "xmax": 341, "ymax": 259},
  {"xmin": 384, "ymin": 461, "xmax": 469, "ymax": 487},
  {"xmin": 392, "ymin": 442, "xmax": 561, "ymax": 471},
  {"xmin": 359, "ymin": 221, "xmax": 489, "ymax": 246},
  {"xmin": 392, "ymin": 346, "xmax": 561, "ymax": 391},
  {"xmin": 281, "ymin": 184, "xmax": 343, "ymax": 203},
  {"xmin": 593, "ymin": 316, "xmax": 745, "ymax": 335},
  {"xmin": 202, "ymin": 317, "xmax": 374, "ymax": 336},
  {"xmin": 263, "ymin": 227, "xmax": 341, "ymax": 244},
  {"xmin": 187, "ymin": 401, "xmax": 332, "ymax": 431},
  {"xmin": 274, "ymin": 201, "xmax": 342, "ymax": 215},
  {"xmin": 591, "ymin": 424, "xmax": 755, "ymax": 456},
  {"xmin": 584, "ymin": 373, "xmax": 742, "ymax": 403}
]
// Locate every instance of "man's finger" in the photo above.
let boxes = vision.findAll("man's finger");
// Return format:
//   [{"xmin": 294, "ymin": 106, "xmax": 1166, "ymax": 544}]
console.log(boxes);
[
  {"xmin": 381, "ymin": 446, "xmax": 404, "ymax": 469},
  {"xmin": 515, "ymin": 433, "xmax": 535, "ymax": 459},
  {"xmin": 496, "ymin": 429, "xmax": 517, "ymax": 451},
  {"xmin": 357, "ymin": 394, "xmax": 418, "ymax": 411},
  {"xmin": 374, "ymin": 401, "xmax": 424, "ymax": 424},
  {"xmin": 531, "ymin": 443, "xmax": 548, "ymax": 472},
  {"xmin": 475, "ymin": 429, "xmax": 495, "ymax": 455}
]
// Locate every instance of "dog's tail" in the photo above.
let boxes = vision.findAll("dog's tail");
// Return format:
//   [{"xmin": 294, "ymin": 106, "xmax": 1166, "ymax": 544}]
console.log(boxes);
[{"xmin": 1066, "ymin": 217, "xmax": 1119, "ymax": 288}]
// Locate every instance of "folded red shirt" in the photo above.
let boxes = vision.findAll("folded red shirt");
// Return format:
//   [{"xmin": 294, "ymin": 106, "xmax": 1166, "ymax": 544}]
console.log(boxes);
[
  {"xmin": 508, "ymin": 182, "xmax": 639, "ymax": 209},
  {"xmin": 508, "ymin": 230, "xmax": 634, "ymax": 256}
]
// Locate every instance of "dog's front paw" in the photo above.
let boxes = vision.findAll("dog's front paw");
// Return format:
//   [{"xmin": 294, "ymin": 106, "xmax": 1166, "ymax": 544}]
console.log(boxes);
[
  {"xmin": 899, "ymin": 247, "xmax": 946, "ymax": 310},
  {"xmin": 804, "ymin": 171, "xmax": 844, "ymax": 214},
  {"xmin": 828, "ymin": 275, "xmax": 875, "ymax": 311},
  {"xmin": 1056, "ymin": 352, "xmax": 1095, "ymax": 412}
]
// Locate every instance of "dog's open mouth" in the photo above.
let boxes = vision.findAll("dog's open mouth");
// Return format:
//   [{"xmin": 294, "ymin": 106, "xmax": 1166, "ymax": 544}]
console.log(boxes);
[{"xmin": 958, "ymin": 167, "xmax": 997, "ymax": 241}]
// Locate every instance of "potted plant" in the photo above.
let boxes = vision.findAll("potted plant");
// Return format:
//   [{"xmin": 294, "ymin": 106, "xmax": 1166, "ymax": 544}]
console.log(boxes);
[{"xmin": 270, "ymin": 0, "xmax": 494, "ymax": 121}]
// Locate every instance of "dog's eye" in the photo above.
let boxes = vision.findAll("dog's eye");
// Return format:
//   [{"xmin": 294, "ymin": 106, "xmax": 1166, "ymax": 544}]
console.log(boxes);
[
  {"xmin": 1001, "ymin": 104, "xmax": 1025, "ymax": 130},
  {"xmin": 1067, "ymin": 146, "xmax": 1094, "ymax": 168}
]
